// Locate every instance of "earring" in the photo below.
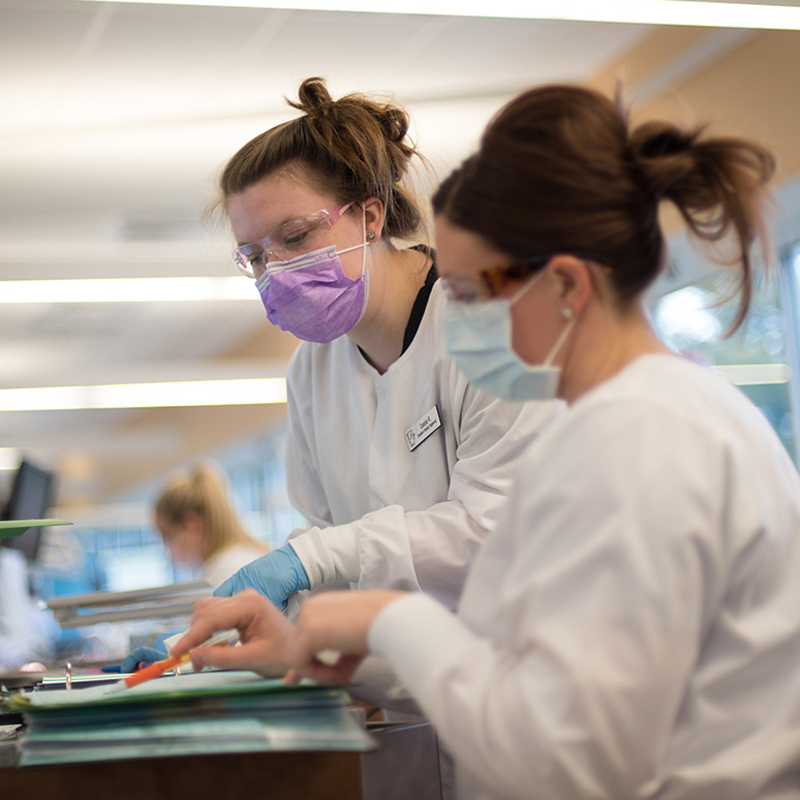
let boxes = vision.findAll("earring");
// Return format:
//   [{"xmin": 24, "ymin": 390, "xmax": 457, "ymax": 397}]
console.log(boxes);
[
  {"xmin": 367, "ymin": 231, "xmax": 376, "ymax": 240},
  {"xmin": 561, "ymin": 307, "xmax": 573, "ymax": 320}
]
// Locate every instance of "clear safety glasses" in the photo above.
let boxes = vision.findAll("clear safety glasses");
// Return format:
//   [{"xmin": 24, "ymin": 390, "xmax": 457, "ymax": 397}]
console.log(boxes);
[{"xmin": 233, "ymin": 202, "xmax": 354, "ymax": 279}]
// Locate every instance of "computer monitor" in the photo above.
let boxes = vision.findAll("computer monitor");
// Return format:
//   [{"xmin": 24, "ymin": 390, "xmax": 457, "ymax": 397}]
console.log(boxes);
[{"xmin": 1, "ymin": 459, "xmax": 56, "ymax": 563}]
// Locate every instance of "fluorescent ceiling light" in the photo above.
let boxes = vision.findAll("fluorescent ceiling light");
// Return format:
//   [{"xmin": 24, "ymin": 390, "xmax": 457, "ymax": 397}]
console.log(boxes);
[
  {"xmin": 71, "ymin": 0, "xmax": 800, "ymax": 31},
  {"xmin": 0, "ymin": 448, "xmax": 21, "ymax": 471},
  {"xmin": 712, "ymin": 363, "xmax": 791, "ymax": 385},
  {"xmin": 0, "ymin": 278, "xmax": 253, "ymax": 304},
  {"xmin": 0, "ymin": 378, "xmax": 287, "ymax": 411}
]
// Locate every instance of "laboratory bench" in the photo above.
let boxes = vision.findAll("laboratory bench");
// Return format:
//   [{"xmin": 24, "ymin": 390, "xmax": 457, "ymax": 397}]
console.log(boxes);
[{"xmin": 0, "ymin": 718, "xmax": 443, "ymax": 800}]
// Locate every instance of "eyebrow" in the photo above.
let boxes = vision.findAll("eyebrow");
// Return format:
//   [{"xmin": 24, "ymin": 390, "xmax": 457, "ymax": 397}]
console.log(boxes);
[
  {"xmin": 235, "ymin": 221, "xmax": 284, "ymax": 249},
  {"xmin": 236, "ymin": 209, "xmax": 317, "ymax": 248}
]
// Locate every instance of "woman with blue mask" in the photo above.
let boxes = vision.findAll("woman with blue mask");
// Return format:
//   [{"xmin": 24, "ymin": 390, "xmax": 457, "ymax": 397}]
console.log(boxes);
[
  {"xmin": 208, "ymin": 78, "xmax": 560, "ymax": 702},
  {"xmin": 175, "ymin": 83, "xmax": 800, "ymax": 800}
]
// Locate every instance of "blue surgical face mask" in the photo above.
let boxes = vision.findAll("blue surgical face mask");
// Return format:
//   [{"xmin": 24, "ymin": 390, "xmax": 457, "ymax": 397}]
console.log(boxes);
[{"xmin": 443, "ymin": 272, "xmax": 574, "ymax": 402}]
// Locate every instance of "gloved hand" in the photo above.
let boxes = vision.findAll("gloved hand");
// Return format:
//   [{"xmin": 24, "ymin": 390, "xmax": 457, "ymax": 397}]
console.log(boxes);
[
  {"xmin": 213, "ymin": 544, "xmax": 310, "ymax": 611},
  {"xmin": 120, "ymin": 646, "xmax": 167, "ymax": 673}
]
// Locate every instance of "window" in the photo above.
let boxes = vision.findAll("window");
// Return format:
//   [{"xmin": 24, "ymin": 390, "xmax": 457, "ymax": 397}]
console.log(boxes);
[{"xmin": 650, "ymin": 258, "xmax": 797, "ymax": 464}]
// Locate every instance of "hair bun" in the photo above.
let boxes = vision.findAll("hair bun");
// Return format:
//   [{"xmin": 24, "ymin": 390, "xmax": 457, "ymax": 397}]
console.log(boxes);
[
  {"xmin": 631, "ymin": 122, "xmax": 697, "ymax": 161},
  {"xmin": 379, "ymin": 106, "xmax": 410, "ymax": 145},
  {"xmin": 289, "ymin": 76, "xmax": 335, "ymax": 116},
  {"xmin": 219, "ymin": 75, "xmax": 426, "ymax": 242},
  {"xmin": 627, "ymin": 121, "xmax": 703, "ymax": 201}
]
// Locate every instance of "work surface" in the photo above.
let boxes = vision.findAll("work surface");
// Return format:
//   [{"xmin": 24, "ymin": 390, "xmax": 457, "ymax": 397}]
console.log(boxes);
[
  {"xmin": 0, "ymin": 669, "xmax": 442, "ymax": 800},
  {"xmin": 0, "ymin": 721, "xmax": 442, "ymax": 800}
]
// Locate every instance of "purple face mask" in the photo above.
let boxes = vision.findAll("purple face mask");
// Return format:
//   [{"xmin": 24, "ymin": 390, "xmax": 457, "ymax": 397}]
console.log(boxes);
[{"xmin": 255, "ymin": 242, "xmax": 369, "ymax": 343}]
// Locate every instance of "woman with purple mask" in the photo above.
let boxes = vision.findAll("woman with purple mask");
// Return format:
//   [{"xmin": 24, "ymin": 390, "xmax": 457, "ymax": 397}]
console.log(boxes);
[{"xmin": 212, "ymin": 78, "xmax": 560, "ymax": 702}]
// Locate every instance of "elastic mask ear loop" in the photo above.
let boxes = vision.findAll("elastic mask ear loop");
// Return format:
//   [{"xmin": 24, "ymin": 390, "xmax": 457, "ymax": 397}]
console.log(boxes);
[
  {"xmin": 333, "ymin": 204, "xmax": 370, "ymax": 280},
  {"xmin": 359, "ymin": 204, "xmax": 368, "ymax": 280},
  {"xmin": 510, "ymin": 269, "xmax": 545, "ymax": 304},
  {"xmin": 507, "ymin": 267, "xmax": 574, "ymax": 367},
  {"xmin": 543, "ymin": 317, "xmax": 575, "ymax": 368}
]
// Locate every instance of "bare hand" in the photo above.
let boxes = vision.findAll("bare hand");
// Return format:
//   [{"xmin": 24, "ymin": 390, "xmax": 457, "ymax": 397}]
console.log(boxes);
[
  {"xmin": 171, "ymin": 589, "xmax": 295, "ymax": 676},
  {"xmin": 284, "ymin": 591, "xmax": 404, "ymax": 685}
]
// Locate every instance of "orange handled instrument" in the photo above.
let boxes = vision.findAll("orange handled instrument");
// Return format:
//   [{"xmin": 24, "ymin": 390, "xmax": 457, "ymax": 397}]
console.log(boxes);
[{"xmin": 104, "ymin": 629, "xmax": 239, "ymax": 696}]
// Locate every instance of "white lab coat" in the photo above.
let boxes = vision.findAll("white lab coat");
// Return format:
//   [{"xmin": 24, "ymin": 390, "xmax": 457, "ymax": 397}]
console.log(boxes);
[
  {"xmin": 370, "ymin": 353, "xmax": 800, "ymax": 800},
  {"xmin": 286, "ymin": 280, "xmax": 562, "ymax": 611},
  {"xmin": 201, "ymin": 542, "xmax": 267, "ymax": 590}
]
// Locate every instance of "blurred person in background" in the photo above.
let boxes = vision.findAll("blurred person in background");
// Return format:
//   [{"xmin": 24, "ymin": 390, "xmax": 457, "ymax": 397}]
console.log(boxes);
[
  {"xmin": 121, "ymin": 461, "xmax": 267, "ymax": 672},
  {"xmin": 154, "ymin": 461, "xmax": 268, "ymax": 589}
]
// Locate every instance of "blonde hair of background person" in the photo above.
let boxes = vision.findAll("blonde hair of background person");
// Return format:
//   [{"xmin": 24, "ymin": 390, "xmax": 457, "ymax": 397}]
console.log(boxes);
[
  {"xmin": 155, "ymin": 462, "xmax": 268, "ymax": 589},
  {"xmin": 174, "ymin": 83, "xmax": 800, "ymax": 800}
]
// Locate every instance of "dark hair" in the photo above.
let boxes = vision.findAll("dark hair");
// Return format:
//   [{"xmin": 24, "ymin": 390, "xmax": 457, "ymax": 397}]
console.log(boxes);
[
  {"xmin": 433, "ymin": 84, "xmax": 776, "ymax": 331},
  {"xmin": 215, "ymin": 77, "xmax": 426, "ymax": 240}
]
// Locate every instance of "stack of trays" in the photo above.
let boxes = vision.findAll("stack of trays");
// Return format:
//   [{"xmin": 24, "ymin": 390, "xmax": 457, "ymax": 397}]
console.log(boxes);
[
  {"xmin": 4, "ymin": 670, "xmax": 373, "ymax": 766},
  {"xmin": 45, "ymin": 581, "xmax": 214, "ymax": 628}
]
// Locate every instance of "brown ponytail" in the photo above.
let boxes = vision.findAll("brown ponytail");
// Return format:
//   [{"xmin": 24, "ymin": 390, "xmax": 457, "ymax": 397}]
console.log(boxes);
[
  {"xmin": 628, "ymin": 121, "xmax": 775, "ymax": 329},
  {"xmin": 216, "ymin": 77, "xmax": 428, "ymax": 241},
  {"xmin": 433, "ymin": 83, "xmax": 775, "ymax": 332}
]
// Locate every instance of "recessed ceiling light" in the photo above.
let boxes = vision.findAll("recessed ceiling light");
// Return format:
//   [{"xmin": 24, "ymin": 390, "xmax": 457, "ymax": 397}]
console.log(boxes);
[
  {"xmin": 0, "ymin": 378, "xmax": 287, "ymax": 411},
  {"xmin": 0, "ymin": 448, "xmax": 21, "ymax": 471},
  {"xmin": 0, "ymin": 278, "xmax": 253, "ymax": 304}
]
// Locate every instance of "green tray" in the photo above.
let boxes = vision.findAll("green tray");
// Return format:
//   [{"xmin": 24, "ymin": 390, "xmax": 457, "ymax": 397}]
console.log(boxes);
[{"xmin": 0, "ymin": 519, "xmax": 73, "ymax": 538}]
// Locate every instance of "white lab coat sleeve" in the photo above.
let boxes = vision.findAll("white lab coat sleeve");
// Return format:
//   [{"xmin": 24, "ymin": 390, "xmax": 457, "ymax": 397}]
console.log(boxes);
[{"xmin": 368, "ymin": 400, "xmax": 733, "ymax": 800}]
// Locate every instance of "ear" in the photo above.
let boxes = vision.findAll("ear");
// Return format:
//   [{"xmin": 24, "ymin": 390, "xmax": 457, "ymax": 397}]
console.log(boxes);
[
  {"xmin": 362, "ymin": 196, "xmax": 385, "ymax": 241},
  {"xmin": 547, "ymin": 255, "xmax": 592, "ymax": 317}
]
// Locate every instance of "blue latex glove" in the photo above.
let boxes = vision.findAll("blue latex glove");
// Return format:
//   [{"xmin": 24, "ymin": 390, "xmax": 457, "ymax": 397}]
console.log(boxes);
[
  {"xmin": 213, "ymin": 544, "xmax": 310, "ymax": 611},
  {"xmin": 120, "ymin": 646, "xmax": 167, "ymax": 673}
]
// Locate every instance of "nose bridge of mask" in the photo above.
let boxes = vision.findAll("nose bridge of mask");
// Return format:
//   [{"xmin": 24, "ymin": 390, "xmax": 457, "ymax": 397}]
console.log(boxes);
[
  {"xmin": 269, "ymin": 244, "xmax": 337, "ymax": 271},
  {"xmin": 254, "ymin": 246, "xmax": 335, "ymax": 293}
]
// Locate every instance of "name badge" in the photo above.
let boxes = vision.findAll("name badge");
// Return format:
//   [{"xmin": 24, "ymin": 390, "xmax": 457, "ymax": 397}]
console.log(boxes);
[{"xmin": 406, "ymin": 405, "xmax": 441, "ymax": 452}]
